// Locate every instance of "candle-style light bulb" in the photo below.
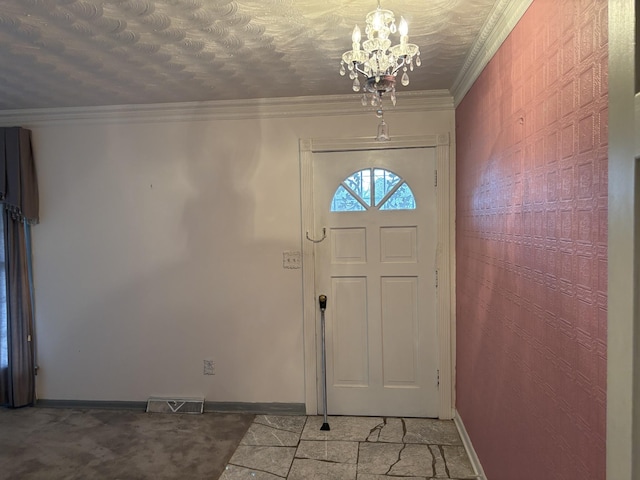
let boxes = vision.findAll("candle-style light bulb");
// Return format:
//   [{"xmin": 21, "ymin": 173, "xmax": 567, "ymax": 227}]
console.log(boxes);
[
  {"xmin": 352, "ymin": 25, "xmax": 361, "ymax": 44},
  {"xmin": 372, "ymin": 11, "xmax": 384, "ymax": 31},
  {"xmin": 399, "ymin": 17, "xmax": 408, "ymax": 36}
]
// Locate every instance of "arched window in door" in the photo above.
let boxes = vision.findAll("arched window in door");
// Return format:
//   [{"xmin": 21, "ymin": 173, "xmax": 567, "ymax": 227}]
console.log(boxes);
[{"xmin": 330, "ymin": 168, "xmax": 417, "ymax": 212}]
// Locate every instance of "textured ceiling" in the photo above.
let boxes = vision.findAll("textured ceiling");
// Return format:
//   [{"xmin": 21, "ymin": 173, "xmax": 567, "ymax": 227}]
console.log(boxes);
[{"xmin": 0, "ymin": 0, "xmax": 500, "ymax": 110}]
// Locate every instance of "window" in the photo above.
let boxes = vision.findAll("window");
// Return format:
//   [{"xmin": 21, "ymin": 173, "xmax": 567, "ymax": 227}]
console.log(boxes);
[{"xmin": 331, "ymin": 168, "xmax": 416, "ymax": 212}]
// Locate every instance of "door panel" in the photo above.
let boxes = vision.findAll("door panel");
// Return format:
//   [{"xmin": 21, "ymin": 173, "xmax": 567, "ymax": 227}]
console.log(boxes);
[
  {"xmin": 381, "ymin": 276, "xmax": 419, "ymax": 386},
  {"xmin": 331, "ymin": 277, "xmax": 369, "ymax": 387},
  {"xmin": 331, "ymin": 228, "xmax": 367, "ymax": 263},
  {"xmin": 380, "ymin": 226, "xmax": 418, "ymax": 263}
]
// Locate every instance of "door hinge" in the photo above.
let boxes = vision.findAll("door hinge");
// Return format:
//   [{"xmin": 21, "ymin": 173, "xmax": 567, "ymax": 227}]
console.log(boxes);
[
  {"xmin": 435, "ymin": 270, "xmax": 439, "ymax": 288},
  {"xmin": 434, "ymin": 169, "xmax": 438, "ymax": 187},
  {"xmin": 437, "ymin": 369, "xmax": 440, "ymax": 387}
]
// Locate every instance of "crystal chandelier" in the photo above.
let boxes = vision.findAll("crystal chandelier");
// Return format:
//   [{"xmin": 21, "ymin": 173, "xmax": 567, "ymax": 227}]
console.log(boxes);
[{"xmin": 339, "ymin": 1, "xmax": 421, "ymax": 118}]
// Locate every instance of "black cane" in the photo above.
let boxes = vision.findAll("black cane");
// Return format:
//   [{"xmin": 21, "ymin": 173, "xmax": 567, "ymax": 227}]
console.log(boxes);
[{"xmin": 319, "ymin": 294, "xmax": 330, "ymax": 431}]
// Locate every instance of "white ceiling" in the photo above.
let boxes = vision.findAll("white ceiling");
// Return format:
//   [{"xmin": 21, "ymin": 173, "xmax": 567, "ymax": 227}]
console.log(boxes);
[{"xmin": 0, "ymin": 0, "xmax": 504, "ymax": 111}]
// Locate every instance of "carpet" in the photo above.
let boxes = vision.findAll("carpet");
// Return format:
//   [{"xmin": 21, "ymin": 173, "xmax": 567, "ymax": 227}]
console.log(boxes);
[{"xmin": 0, "ymin": 407, "xmax": 254, "ymax": 479}]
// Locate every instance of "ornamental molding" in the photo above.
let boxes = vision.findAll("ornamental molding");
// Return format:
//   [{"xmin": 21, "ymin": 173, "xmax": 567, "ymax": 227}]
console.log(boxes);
[
  {"xmin": 0, "ymin": 90, "xmax": 453, "ymax": 127},
  {"xmin": 451, "ymin": 0, "xmax": 534, "ymax": 107}
]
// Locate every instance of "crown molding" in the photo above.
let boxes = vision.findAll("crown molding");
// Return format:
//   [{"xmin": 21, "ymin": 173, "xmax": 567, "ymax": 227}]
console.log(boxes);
[
  {"xmin": 451, "ymin": 0, "xmax": 533, "ymax": 107},
  {"xmin": 0, "ymin": 90, "xmax": 453, "ymax": 127}
]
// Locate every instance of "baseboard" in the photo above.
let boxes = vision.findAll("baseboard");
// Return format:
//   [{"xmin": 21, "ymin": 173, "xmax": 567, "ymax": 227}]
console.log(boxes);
[
  {"xmin": 454, "ymin": 410, "xmax": 488, "ymax": 480},
  {"xmin": 204, "ymin": 402, "xmax": 306, "ymax": 415},
  {"xmin": 36, "ymin": 399, "xmax": 147, "ymax": 411},
  {"xmin": 35, "ymin": 399, "xmax": 306, "ymax": 415}
]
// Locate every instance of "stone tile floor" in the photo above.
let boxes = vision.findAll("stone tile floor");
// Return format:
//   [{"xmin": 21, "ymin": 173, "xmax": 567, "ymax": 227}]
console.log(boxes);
[{"xmin": 219, "ymin": 415, "xmax": 479, "ymax": 479}]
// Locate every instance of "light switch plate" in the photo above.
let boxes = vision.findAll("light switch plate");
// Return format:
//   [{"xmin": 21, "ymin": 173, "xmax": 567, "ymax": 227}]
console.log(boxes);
[{"xmin": 283, "ymin": 251, "xmax": 302, "ymax": 269}]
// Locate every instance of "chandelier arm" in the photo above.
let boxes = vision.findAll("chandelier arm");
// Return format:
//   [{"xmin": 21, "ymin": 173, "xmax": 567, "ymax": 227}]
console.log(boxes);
[
  {"xmin": 391, "ymin": 56, "xmax": 407, "ymax": 76},
  {"xmin": 353, "ymin": 63, "xmax": 369, "ymax": 77}
]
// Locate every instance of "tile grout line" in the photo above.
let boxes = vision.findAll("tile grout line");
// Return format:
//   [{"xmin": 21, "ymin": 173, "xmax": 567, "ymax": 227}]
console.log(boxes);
[
  {"xmin": 226, "ymin": 461, "xmax": 287, "ymax": 479},
  {"xmin": 439, "ymin": 444, "xmax": 452, "ymax": 478},
  {"xmin": 254, "ymin": 415, "xmax": 309, "ymax": 436},
  {"xmin": 427, "ymin": 444, "xmax": 438, "ymax": 478},
  {"xmin": 356, "ymin": 436, "xmax": 361, "ymax": 477},
  {"xmin": 284, "ymin": 415, "xmax": 308, "ymax": 478}
]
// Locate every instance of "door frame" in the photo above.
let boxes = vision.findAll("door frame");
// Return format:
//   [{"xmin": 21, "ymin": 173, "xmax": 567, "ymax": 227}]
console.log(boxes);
[{"xmin": 300, "ymin": 134, "xmax": 454, "ymax": 419}]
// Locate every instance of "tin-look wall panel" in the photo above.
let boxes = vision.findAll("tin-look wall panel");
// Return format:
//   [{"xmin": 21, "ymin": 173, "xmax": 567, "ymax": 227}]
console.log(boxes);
[{"xmin": 455, "ymin": 1, "xmax": 607, "ymax": 479}]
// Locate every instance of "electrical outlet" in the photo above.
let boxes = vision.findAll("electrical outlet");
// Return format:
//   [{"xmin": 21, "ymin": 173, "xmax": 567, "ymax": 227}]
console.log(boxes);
[{"xmin": 203, "ymin": 360, "xmax": 215, "ymax": 375}]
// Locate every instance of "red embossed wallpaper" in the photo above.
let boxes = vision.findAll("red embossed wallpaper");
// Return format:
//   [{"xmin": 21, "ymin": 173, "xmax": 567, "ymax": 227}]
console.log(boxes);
[{"xmin": 455, "ymin": 1, "xmax": 607, "ymax": 479}]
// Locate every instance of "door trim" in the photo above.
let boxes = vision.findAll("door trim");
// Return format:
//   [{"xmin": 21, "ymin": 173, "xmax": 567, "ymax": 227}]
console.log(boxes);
[{"xmin": 300, "ymin": 134, "xmax": 454, "ymax": 419}]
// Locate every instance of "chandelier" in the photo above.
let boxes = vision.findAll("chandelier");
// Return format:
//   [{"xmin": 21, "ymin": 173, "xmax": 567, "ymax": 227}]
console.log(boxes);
[{"xmin": 340, "ymin": 0, "xmax": 421, "ymax": 139}]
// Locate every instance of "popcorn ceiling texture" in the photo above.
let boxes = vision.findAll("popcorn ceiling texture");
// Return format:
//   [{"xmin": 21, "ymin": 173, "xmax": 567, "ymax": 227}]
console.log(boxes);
[
  {"xmin": 0, "ymin": 0, "xmax": 498, "ymax": 110},
  {"xmin": 455, "ymin": 1, "xmax": 608, "ymax": 479}
]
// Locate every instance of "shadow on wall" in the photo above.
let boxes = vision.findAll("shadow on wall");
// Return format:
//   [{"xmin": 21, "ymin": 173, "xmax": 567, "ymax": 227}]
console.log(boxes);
[
  {"xmin": 456, "ymin": 119, "xmax": 514, "ymax": 468},
  {"xmin": 36, "ymin": 118, "xmax": 304, "ymax": 402}
]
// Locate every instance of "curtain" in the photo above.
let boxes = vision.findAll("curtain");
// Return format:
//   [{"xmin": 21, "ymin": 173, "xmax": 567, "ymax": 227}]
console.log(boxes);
[{"xmin": 0, "ymin": 127, "xmax": 39, "ymax": 408}]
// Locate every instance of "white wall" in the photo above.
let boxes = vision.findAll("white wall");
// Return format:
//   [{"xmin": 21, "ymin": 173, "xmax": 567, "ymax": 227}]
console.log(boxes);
[{"xmin": 28, "ymin": 106, "xmax": 454, "ymax": 403}]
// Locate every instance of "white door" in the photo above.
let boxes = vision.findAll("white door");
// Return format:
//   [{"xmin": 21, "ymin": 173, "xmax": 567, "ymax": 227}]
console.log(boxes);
[{"xmin": 313, "ymin": 147, "xmax": 438, "ymax": 417}]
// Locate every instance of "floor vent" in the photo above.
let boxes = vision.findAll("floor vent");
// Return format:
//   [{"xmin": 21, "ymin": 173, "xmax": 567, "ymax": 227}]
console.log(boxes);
[{"xmin": 146, "ymin": 397, "xmax": 204, "ymax": 414}]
